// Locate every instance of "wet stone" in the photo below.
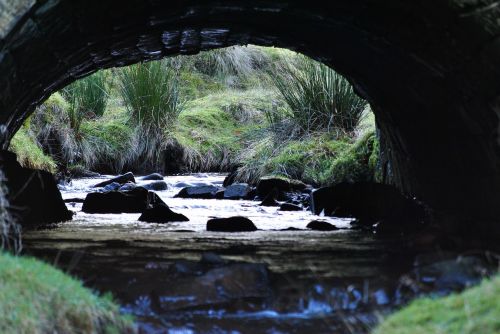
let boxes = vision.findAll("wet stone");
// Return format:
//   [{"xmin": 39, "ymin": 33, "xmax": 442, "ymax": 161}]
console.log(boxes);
[
  {"xmin": 207, "ymin": 216, "xmax": 258, "ymax": 232},
  {"xmin": 138, "ymin": 205, "xmax": 189, "ymax": 223},
  {"xmin": 103, "ymin": 182, "xmax": 121, "ymax": 192},
  {"xmin": 224, "ymin": 183, "xmax": 251, "ymax": 200},
  {"xmin": 118, "ymin": 182, "xmax": 138, "ymax": 192},
  {"xmin": 143, "ymin": 180, "xmax": 168, "ymax": 191},
  {"xmin": 93, "ymin": 172, "xmax": 135, "ymax": 188},
  {"xmin": 141, "ymin": 173, "xmax": 164, "ymax": 181},
  {"xmin": 82, "ymin": 187, "xmax": 150, "ymax": 213},
  {"xmin": 307, "ymin": 220, "xmax": 339, "ymax": 231},
  {"xmin": 175, "ymin": 185, "xmax": 220, "ymax": 199}
]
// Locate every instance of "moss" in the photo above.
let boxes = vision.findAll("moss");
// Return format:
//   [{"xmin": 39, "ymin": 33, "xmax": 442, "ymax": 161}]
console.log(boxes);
[
  {"xmin": 0, "ymin": 252, "xmax": 133, "ymax": 333},
  {"xmin": 263, "ymin": 135, "xmax": 350, "ymax": 185},
  {"xmin": 9, "ymin": 126, "xmax": 57, "ymax": 173},
  {"xmin": 374, "ymin": 275, "xmax": 500, "ymax": 334},
  {"xmin": 325, "ymin": 130, "xmax": 378, "ymax": 185},
  {"xmin": 237, "ymin": 129, "xmax": 380, "ymax": 186}
]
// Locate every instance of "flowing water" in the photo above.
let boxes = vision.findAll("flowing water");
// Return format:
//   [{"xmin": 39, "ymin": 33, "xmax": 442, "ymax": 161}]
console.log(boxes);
[{"xmin": 21, "ymin": 174, "xmax": 494, "ymax": 333}]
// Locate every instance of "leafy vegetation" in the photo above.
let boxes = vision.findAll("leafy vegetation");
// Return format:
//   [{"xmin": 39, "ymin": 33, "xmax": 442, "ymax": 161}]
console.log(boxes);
[
  {"xmin": 375, "ymin": 275, "xmax": 500, "ymax": 334},
  {"xmin": 0, "ymin": 252, "xmax": 133, "ymax": 333}
]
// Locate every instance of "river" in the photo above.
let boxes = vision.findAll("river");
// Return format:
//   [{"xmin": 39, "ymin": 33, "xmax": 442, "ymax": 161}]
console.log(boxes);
[{"xmin": 21, "ymin": 173, "xmax": 490, "ymax": 333}]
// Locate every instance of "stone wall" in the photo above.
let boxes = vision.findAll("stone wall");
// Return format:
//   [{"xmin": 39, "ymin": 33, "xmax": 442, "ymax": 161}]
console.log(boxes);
[{"xmin": 1, "ymin": 0, "xmax": 500, "ymax": 236}]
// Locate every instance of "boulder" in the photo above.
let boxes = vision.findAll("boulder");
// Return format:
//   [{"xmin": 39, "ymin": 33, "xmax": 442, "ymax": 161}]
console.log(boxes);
[
  {"xmin": 224, "ymin": 183, "xmax": 251, "ymax": 200},
  {"xmin": 279, "ymin": 203, "xmax": 303, "ymax": 211},
  {"xmin": 307, "ymin": 220, "xmax": 339, "ymax": 231},
  {"xmin": 311, "ymin": 182, "xmax": 426, "ymax": 229},
  {"xmin": 0, "ymin": 150, "xmax": 73, "ymax": 227},
  {"xmin": 256, "ymin": 177, "xmax": 307, "ymax": 199},
  {"xmin": 143, "ymin": 181, "xmax": 168, "ymax": 191},
  {"xmin": 141, "ymin": 173, "xmax": 164, "ymax": 181},
  {"xmin": 175, "ymin": 185, "xmax": 219, "ymax": 199},
  {"xmin": 207, "ymin": 216, "xmax": 258, "ymax": 232},
  {"xmin": 139, "ymin": 205, "xmax": 189, "ymax": 223},
  {"xmin": 82, "ymin": 187, "xmax": 152, "ymax": 213},
  {"xmin": 93, "ymin": 172, "xmax": 135, "ymax": 188}
]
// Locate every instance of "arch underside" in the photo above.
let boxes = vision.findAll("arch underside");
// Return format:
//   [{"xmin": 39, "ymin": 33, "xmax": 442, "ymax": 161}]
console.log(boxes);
[{"xmin": 1, "ymin": 0, "xmax": 500, "ymax": 236}]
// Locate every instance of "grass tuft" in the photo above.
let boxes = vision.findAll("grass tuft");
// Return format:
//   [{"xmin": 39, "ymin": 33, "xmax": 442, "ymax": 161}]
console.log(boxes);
[
  {"xmin": 269, "ymin": 54, "xmax": 366, "ymax": 136},
  {"xmin": 374, "ymin": 275, "xmax": 500, "ymax": 334}
]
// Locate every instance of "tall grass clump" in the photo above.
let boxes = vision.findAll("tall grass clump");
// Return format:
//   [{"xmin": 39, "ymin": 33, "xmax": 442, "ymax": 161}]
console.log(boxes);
[
  {"xmin": 118, "ymin": 60, "xmax": 182, "ymax": 169},
  {"xmin": 62, "ymin": 71, "xmax": 109, "ymax": 133},
  {"xmin": 269, "ymin": 55, "xmax": 366, "ymax": 136}
]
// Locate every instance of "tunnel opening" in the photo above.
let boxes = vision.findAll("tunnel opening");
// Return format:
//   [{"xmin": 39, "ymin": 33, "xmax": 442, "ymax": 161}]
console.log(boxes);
[
  {"xmin": 1, "ymin": 1, "xmax": 500, "ymax": 333},
  {"xmin": 2, "ymin": 0, "xmax": 500, "ymax": 238}
]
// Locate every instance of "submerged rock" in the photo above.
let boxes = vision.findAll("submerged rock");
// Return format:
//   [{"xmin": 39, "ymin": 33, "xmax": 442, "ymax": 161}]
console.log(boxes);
[
  {"xmin": 141, "ymin": 173, "xmax": 164, "ymax": 181},
  {"xmin": 143, "ymin": 181, "xmax": 168, "ymax": 191},
  {"xmin": 307, "ymin": 220, "xmax": 339, "ymax": 231},
  {"xmin": 153, "ymin": 260, "xmax": 270, "ymax": 311},
  {"xmin": 93, "ymin": 172, "xmax": 135, "ymax": 188},
  {"xmin": 224, "ymin": 183, "xmax": 251, "ymax": 200},
  {"xmin": 82, "ymin": 187, "xmax": 151, "ymax": 213},
  {"xmin": 311, "ymin": 182, "xmax": 426, "ymax": 231},
  {"xmin": 175, "ymin": 185, "xmax": 219, "ymax": 199},
  {"xmin": 1, "ymin": 150, "xmax": 73, "ymax": 227},
  {"xmin": 206, "ymin": 216, "xmax": 258, "ymax": 232},
  {"xmin": 279, "ymin": 203, "xmax": 303, "ymax": 211},
  {"xmin": 139, "ymin": 205, "xmax": 189, "ymax": 223}
]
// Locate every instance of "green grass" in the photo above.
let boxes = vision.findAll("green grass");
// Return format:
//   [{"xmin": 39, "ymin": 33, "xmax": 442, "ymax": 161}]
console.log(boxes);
[
  {"xmin": 174, "ymin": 88, "xmax": 271, "ymax": 171},
  {"xmin": 9, "ymin": 126, "xmax": 57, "ymax": 173},
  {"xmin": 0, "ymin": 252, "xmax": 133, "ymax": 333},
  {"xmin": 374, "ymin": 275, "xmax": 500, "ymax": 334}
]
